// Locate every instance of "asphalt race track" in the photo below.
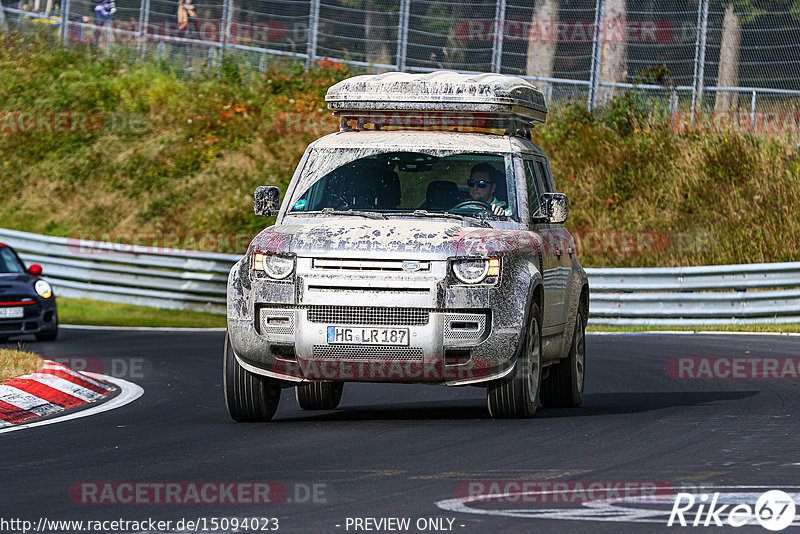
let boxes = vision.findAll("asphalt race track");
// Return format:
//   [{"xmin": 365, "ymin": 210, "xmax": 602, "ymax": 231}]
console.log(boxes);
[{"xmin": 1, "ymin": 329, "xmax": 799, "ymax": 533}]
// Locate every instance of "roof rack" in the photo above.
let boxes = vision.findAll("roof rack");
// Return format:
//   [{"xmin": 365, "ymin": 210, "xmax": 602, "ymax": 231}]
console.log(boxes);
[{"xmin": 325, "ymin": 71, "xmax": 547, "ymax": 139}]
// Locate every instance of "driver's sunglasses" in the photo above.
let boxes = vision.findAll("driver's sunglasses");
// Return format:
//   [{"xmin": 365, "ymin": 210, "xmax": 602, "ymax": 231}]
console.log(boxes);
[{"xmin": 467, "ymin": 179, "xmax": 492, "ymax": 188}]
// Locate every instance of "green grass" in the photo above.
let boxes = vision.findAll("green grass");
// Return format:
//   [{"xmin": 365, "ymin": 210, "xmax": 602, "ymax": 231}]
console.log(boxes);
[
  {"xmin": 587, "ymin": 323, "xmax": 800, "ymax": 333},
  {"xmin": 58, "ymin": 297, "xmax": 226, "ymax": 328}
]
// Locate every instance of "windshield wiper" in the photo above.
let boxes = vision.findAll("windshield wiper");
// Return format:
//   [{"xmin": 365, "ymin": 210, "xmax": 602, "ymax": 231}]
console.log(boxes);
[
  {"xmin": 317, "ymin": 208, "xmax": 387, "ymax": 220},
  {"xmin": 409, "ymin": 210, "xmax": 491, "ymax": 227}
]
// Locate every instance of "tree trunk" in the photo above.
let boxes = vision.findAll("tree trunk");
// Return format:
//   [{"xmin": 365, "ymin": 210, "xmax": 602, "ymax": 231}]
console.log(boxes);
[
  {"xmin": 45, "ymin": 0, "xmax": 53, "ymax": 17},
  {"xmin": 364, "ymin": 3, "xmax": 391, "ymax": 68},
  {"xmin": 441, "ymin": 3, "xmax": 466, "ymax": 69},
  {"xmin": 715, "ymin": 3, "xmax": 740, "ymax": 112},
  {"xmin": 598, "ymin": 0, "xmax": 627, "ymax": 103},
  {"xmin": 0, "ymin": 1, "xmax": 7, "ymax": 32},
  {"xmin": 526, "ymin": 0, "xmax": 559, "ymax": 94}
]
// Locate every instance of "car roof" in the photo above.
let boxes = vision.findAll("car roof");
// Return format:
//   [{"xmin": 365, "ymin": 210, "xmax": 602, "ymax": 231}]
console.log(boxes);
[{"xmin": 310, "ymin": 130, "xmax": 547, "ymax": 157}]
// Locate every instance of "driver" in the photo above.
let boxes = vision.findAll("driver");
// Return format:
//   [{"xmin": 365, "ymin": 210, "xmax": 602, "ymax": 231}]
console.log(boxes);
[{"xmin": 468, "ymin": 163, "xmax": 511, "ymax": 216}]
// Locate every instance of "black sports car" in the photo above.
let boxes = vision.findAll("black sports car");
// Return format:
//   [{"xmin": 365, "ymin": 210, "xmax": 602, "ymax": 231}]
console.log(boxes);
[{"xmin": 0, "ymin": 243, "xmax": 58, "ymax": 342}]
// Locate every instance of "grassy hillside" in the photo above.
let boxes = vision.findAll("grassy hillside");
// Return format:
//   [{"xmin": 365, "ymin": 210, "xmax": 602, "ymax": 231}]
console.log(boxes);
[{"xmin": 1, "ymin": 31, "xmax": 798, "ymax": 268}]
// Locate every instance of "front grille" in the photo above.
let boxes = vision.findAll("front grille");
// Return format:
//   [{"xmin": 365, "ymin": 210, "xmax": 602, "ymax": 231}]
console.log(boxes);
[
  {"xmin": 312, "ymin": 345, "xmax": 424, "ymax": 361},
  {"xmin": 306, "ymin": 306, "xmax": 429, "ymax": 326},
  {"xmin": 0, "ymin": 322, "xmax": 22, "ymax": 331},
  {"xmin": 312, "ymin": 258, "xmax": 431, "ymax": 272}
]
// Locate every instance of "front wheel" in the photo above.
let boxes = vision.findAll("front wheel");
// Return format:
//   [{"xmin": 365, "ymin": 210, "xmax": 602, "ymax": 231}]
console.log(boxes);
[
  {"xmin": 223, "ymin": 332, "xmax": 281, "ymax": 422},
  {"xmin": 487, "ymin": 303, "xmax": 542, "ymax": 418},
  {"xmin": 296, "ymin": 382, "xmax": 344, "ymax": 410},
  {"xmin": 35, "ymin": 313, "xmax": 58, "ymax": 342},
  {"xmin": 541, "ymin": 309, "xmax": 585, "ymax": 408}
]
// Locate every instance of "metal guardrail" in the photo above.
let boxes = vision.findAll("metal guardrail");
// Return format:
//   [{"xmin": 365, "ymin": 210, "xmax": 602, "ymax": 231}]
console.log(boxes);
[
  {"xmin": 2, "ymin": 227, "xmax": 799, "ymax": 325},
  {"xmin": 588, "ymin": 263, "xmax": 800, "ymax": 325},
  {"xmin": 0, "ymin": 227, "xmax": 238, "ymax": 315}
]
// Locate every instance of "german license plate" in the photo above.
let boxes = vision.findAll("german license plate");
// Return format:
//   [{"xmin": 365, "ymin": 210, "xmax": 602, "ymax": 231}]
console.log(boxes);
[
  {"xmin": 0, "ymin": 307, "xmax": 24, "ymax": 319},
  {"xmin": 327, "ymin": 326, "xmax": 409, "ymax": 346}
]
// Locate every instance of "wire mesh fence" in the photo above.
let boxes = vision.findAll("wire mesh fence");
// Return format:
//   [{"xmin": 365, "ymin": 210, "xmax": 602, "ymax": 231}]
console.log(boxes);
[{"xmin": 2, "ymin": 0, "xmax": 799, "ymax": 140}]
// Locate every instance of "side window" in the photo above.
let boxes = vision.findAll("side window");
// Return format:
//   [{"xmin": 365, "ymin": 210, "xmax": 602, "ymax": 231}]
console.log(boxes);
[
  {"xmin": 535, "ymin": 159, "xmax": 555, "ymax": 192},
  {"xmin": 523, "ymin": 159, "xmax": 545, "ymax": 218}
]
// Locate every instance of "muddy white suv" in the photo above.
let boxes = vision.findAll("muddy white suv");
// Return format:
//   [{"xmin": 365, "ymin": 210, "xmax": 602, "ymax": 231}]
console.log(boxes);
[{"xmin": 224, "ymin": 72, "xmax": 588, "ymax": 420}]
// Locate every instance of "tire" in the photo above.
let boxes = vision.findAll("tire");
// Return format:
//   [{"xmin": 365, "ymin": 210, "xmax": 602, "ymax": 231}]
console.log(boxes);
[
  {"xmin": 35, "ymin": 314, "xmax": 58, "ymax": 342},
  {"xmin": 487, "ymin": 303, "xmax": 542, "ymax": 419},
  {"xmin": 295, "ymin": 382, "xmax": 344, "ymax": 410},
  {"xmin": 223, "ymin": 332, "xmax": 281, "ymax": 422},
  {"xmin": 35, "ymin": 327, "xmax": 58, "ymax": 342},
  {"xmin": 541, "ymin": 308, "xmax": 586, "ymax": 408}
]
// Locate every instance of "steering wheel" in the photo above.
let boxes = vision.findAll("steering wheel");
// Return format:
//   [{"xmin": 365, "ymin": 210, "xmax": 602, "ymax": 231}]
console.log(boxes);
[{"xmin": 452, "ymin": 200, "xmax": 493, "ymax": 211}]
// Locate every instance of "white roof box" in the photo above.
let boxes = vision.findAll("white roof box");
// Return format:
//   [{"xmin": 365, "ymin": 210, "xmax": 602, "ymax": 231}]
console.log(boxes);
[{"xmin": 326, "ymin": 71, "xmax": 547, "ymax": 130}]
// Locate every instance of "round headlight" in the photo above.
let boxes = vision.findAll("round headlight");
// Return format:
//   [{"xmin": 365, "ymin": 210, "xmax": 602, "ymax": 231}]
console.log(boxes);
[
  {"xmin": 264, "ymin": 254, "xmax": 295, "ymax": 280},
  {"xmin": 453, "ymin": 259, "xmax": 489, "ymax": 284},
  {"xmin": 35, "ymin": 280, "xmax": 53, "ymax": 299}
]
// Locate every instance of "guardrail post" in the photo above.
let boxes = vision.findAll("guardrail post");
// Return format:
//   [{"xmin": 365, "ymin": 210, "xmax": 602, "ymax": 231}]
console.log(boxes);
[
  {"xmin": 396, "ymin": 0, "xmax": 410, "ymax": 71},
  {"xmin": 690, "ymin": 0, "xmax": 709, "ymax": 122},
  {"xmin": 669, "ymin": 87, "xmax": 678, "ymax": 115},
  {"xmin": 306, "ymin": 0, "xmax": 320, "ymax": 69},
  {"xmin": 490, "ymin": 0, "xmax": 506, "ymax": 73},
  {"xmin": 0, "ymin": 3, "xmax": 7, "ymax": 33},
  {"xmin": 587, "ymin": 0, "xmax": 605, "ymax": 110}
]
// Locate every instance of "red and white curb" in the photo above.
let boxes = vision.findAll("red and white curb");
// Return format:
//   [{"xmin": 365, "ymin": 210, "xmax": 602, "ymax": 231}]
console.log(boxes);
[{"xmin": 0, "ymin": 360, "xmax": 115, "ymax": 428}]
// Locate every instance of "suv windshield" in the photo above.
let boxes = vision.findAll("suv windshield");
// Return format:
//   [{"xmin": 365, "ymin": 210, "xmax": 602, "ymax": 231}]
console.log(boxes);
[
  {"xmin": 0, "ymin": 247, "xmax": 24, "ymax": 274},
  {"xmin": 288, "ymin": 151, "xmax": 516, "ymax": 219}
]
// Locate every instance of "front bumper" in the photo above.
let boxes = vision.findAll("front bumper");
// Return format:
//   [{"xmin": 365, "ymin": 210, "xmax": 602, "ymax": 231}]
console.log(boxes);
[
  {"xmin": 228, "ymin": 255, "xmax": 536, "ymax": 385},
  {"xmin": 229, "ymin": 305, "xmax": 522, "ymax": 385},
  {"xmin": 0, "ymin": 298, "xmax": 57, "ymax": 339}
]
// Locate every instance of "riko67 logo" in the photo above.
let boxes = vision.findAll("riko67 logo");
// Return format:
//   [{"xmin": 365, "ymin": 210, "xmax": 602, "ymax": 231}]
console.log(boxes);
[{"xmin": 669, "ymin": 490, "xmax": 796, "ymax": 530}]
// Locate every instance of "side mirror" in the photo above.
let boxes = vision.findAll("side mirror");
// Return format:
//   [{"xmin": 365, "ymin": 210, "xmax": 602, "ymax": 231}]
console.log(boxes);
[
  {"xmin": 254, "ymin": 186, "xmax": 281, "ymax": 217},
  {"xmin": 28, "ymin": 264, "xmax": 43, "ymax": 276},
  {"xmin": 540, "ymin": 193, "xmax": 569, "ymax": 224}
]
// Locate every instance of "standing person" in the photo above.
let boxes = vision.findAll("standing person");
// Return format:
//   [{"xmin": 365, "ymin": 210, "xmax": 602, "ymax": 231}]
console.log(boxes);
[
  {"xmin": 92, "ymin": 0, "xmax": 115, "ymax": 47},
  {"xmin": 176, "ymin": 0, "xmax": 196, "ymax": 65}
]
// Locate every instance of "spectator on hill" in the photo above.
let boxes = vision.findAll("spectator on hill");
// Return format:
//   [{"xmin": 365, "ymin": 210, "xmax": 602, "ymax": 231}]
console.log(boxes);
[
  {"xmin": 93, "ymin": 0, "xmax": 115, "ymax": 46},
  {"xmin": 175, "ymin": 0, "xmax": 197, "ymax": 65}
]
